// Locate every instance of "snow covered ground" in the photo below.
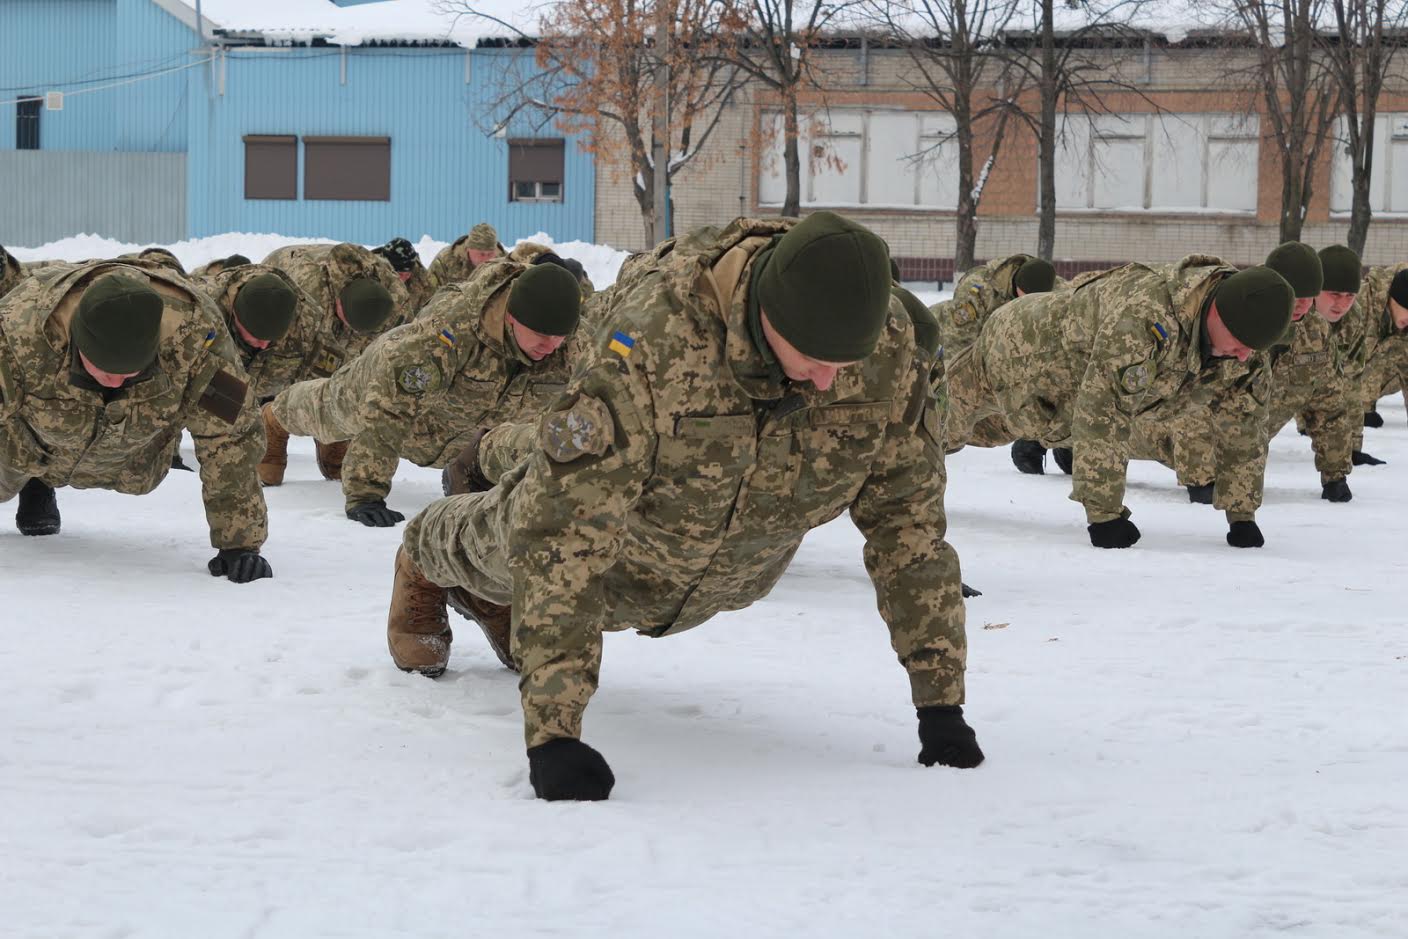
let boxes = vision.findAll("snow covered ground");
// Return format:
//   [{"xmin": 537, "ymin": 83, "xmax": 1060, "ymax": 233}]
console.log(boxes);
[{"xmin": 2, "ymin": 237, "xmax": 1405, "ymax": 937}]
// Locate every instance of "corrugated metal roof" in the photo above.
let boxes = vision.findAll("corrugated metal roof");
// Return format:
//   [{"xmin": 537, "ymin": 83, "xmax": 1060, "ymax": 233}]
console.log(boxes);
[{"xmin": 159, "ymin": 0, "xmax": 541, "ymax": 46}]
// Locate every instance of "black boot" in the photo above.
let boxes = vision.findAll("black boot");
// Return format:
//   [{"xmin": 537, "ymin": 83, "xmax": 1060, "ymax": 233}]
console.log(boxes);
[
  {"xmin": 1010, "ymin": 439, "xmax": 1047, "ymax": 475},
  {"xmin": 1052, "ymin": 446, "xmax": 1073, "ymax": 475},
  {"xmin": 16, "ymin": 478, "xmax": 60, "ymax": 536}
]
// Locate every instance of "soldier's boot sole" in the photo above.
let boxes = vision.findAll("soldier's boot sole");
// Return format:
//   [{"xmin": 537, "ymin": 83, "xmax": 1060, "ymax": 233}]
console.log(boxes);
[
  {"xmin": 446, "ymin": 586, "xmax": 517, "ymax": 672},
  {"xmin": 315, "ymin": 439, "xmax": 349, "ymax": 481},
  {"xmin": 258, "ymin": 403, "xmax": 290, "ymax": 487},
  {"xmin": 387, "ymin": 547, "xmax": 452, "ymax": 677},
  {"xmin": 15, "ymin": 479, "xmax": 60, "ymax": 536}
]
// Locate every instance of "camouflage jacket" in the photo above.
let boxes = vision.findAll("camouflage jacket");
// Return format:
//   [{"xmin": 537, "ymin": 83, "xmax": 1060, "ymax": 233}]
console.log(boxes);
[
  {"xmin": 426, "ymin": 234, "xmax": 505, "ymax": 291},
  {"xmin": 1264, "ymin": 311, "xmax": 1353, "ymax": 476},
  {"xmin": 931, "ymin": 254, "xmax": 1033, "ymax": 355},
  {"xmin": 401, "ymin": 263, "xmax": 437, "ymax": 316},
  {"xmin": 987, "ymin": 256, "xmax": 1270, "ymax": 523},
  {"xmin": 1340, "ymin": 264, "xmax": 1408, "ymax": 413},
  {"xmin": 488, "ymin": 217, "xmax": 966, "ymax": 747},
  {"xmin": 0, "ymin": 247, "xmax": 23, "ymax": 301},
  {"xmin": 0, "ymin": 262, "xmax": 268, "ymax": 549},
  {"xmin": 203, "ymin": 263, "xmax": 322, "ymax": 401},
  {"xmin": 337, "ymin": 259, "xmax": 581, "ymax": 507},
  {"xmin": 262, "ymin": 243, "xmax": 411, "ymax": 383}
]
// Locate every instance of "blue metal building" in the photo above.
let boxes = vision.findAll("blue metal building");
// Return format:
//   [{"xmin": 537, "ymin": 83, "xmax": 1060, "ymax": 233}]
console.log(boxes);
[{"xmin": 0, "ymin": 0, "xmax": 595, "ymax": 247}]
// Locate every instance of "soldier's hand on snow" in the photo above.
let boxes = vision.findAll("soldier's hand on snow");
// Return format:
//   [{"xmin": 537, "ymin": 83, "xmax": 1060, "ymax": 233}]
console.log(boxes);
[
  {"xmin": 527, "ymin": 738, "xmax": 615, "ymax": 801},
  {"xmin": 1225, "ymin": 520, "xmax": 1264, "ymax": 549},
  {"xmin": 170, "ymin": 453, "xmax": 195, "ymax": 472},
  {"xmin": 1186, "ymin": 483, "xmax": 1214, "ymax": 505},
  {"xmin": 1352, "ymin": 450, "xmax": 1386, "ymax": 467},
  {"xmin": 961, "ymin": 582, "xmax": 983, "ymax": 599},
  {"xmin": 440, "ymin": 429, "xmax": 494, "ymax": 497},
  {"xmin": 1052, "ymin": 446, "xmax": 1074, "ymax": 476},
  {"xmin": 1087, "ymin": 516, "xmax": 1141, "ymax": 549},
  {"xmin": 1363, "ymin": 410, "xmax": 1383, "ymax": 428},
  {"xmin": 1321, "ymin": 479, "xmax": 1353, "ymax": 503},
  {"xmin": 916, "ymin": 705, "xmax": 984, "ymax": 769},
  {"xmin": 207, "ymin": 549, "xmax": 273, "ymax": 583},
  {"xmin": 346, "ymin": 500, "xmax": 406, "ymax": 527}
]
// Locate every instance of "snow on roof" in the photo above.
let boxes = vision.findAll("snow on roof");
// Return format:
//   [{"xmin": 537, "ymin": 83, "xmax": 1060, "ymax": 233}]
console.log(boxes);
[{"xmin": 162, "ymin": 0, "xmax": 544, "ymax": 47}]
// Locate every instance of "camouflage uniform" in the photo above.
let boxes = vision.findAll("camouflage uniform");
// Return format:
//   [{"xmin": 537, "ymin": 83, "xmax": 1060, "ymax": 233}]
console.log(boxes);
[
  {"xmin": 426, "ymin": 235, "xmax": 505, "ymax": 291},
  {"xmin": 1, "ymin": 247, "xmax": 23, "ymax": 300},
  {"xmin": 401, "ymin": 264, "xmax": 436, "ymax": 316},
  {"xmin": 261, "ymin": 243, "xmax": 411, "ymax": 384},
  {"xmin": 201, "ymin": 263, "xmax": 322, "ymax": 401},
  {"xmin": 271, "ymin": 260, "xmax": 579, "ymax": 511},
  {"xmin": 947, "ymin": 256, "xmax": 1271, "ymax": 523},
  {"xmin": 1346, "ymin": 264, "xmax": 1408, "ymax": 442},
  {"xmin": 0, "ymin": 262, "xmax": 267, "ymax": 549},
  {"xmin": 931, "ymin": 254, "xmax": 1035, "ymax": 356},
  {"xmin": 402, "ymin": 218, "xmax": 968, "ymax": 748}
]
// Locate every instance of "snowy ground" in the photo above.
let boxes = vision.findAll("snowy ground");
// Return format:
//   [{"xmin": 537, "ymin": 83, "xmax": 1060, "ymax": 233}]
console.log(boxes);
[{"xmin": 2, "ymin": 237, "xmax": 1405, "ymax": 937}]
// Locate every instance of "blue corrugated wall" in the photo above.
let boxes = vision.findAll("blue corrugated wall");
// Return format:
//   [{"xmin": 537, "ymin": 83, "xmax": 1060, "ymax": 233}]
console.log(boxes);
[{"xmin": 186, "ymin": 46, "xmax": 595, "ymax": 245}]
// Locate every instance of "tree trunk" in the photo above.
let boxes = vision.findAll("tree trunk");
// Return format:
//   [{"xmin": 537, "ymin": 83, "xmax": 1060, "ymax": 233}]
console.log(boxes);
[
  {"xmin": 1347, "ymin": 121, "xmax": 1376, "ymax": 257},
  {"xmin": 634, "ymin": 167, "xmax": 656, "ymax": 248},
  {"xmin": 1037, "ymin": 0, "xmax": 1057, "ymax": 261},
  {"xmin": 1279, "ymin": 152, "xmax": 1305, "ymax": 242},
  {"xmin": 954, "ymin": 118, "xmax": 978, "ymax": 274},
  {"xmin": 782, "ymin": 86, "xmax": 802, "ymax": 217}
]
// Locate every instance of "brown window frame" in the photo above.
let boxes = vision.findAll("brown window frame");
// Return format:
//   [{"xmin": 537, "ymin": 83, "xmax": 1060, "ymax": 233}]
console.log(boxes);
[
  {"xmin": 303, "ymin": 136, "xmax": 391, "ymax": 202},
  {"xmin": 243, "ymin": 134, "xmax": 297, "ymax": 200},
  {"xmin": 508, "ymin": 138, "xmax": 564, "ymax": 203}
]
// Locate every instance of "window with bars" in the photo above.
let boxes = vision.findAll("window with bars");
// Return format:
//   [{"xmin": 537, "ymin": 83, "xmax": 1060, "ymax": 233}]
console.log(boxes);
[{"xmin": 16, "ymin": 96, "xmax": 40, "ymax": 150}]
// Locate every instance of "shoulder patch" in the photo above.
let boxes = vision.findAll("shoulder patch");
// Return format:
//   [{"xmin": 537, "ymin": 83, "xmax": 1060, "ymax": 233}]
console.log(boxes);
[
  {"xmin": 437, "ymin": 328, "xmax": 457, "ymax": 349},
  {"xmin": 607, "ymin": 330, "xmax": 635, "ymax": 359},
  {"xmin": 952, "ymin": 303, "xmax": 976, "ymax": 326},
  {"xmin": 198, "ymin": 369, "xmax": 248, "ymax": 424},
  {"xmin": 540, "ymin": 394, "xmax": 614, "ymax": 463},
  {"xmin": 1150, "ymin": 322, "xmax": 1168, "ymax": 345},
  {"xmin": 395, "ymin": 362, "xmax": 442, "ymax": 396},
  {"xmin": 1118, "ymin": 362, "xmax": 1154, "ymax": 394}
]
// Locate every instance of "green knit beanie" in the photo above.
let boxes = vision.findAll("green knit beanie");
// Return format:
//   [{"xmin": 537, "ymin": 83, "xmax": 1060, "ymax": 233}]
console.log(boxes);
[
  {"xmin": 1318, "ymin": 245, "xmax": 1362, "ymax": 293},
  {"xmin": 338, "ymin": 277, "xmax": 394, "ymax": 332},
  {"xmin": 890, "ymin": 286, "xmax": 940, "ymax": 357},
  {"xmin": 755, "ymin": 211, "xmax": 891, "ymax": 362},
  {"xmin": 1212, "ymin": 266, "xmax": 1293, "ymax": 352},
  {"xmin": 1264, "ymin": 242, "xmax": 1323, "ymax": 298},
  {"xmin": 73, "ymin": 274, "xmax": 164, "ymax": 373},
  {"xmin": 507, "ymin": 263, "xmax": 581, "ymax": 336},
  {"xmin": 1013, "ymin": 258, "xmax": 1057, "ymax": 295},
  {"xmin": 234, "ymin": 273, "xmax": 297, "ymax": 343}
]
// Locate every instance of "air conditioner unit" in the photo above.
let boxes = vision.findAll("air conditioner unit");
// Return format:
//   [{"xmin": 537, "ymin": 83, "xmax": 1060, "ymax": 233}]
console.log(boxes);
[
  {"xmin": 1392, "ymin": 117, "xmax": 1408, "ymax": 139},
  {"xmin": 45, "ymin": 91, "xmax": 63, "ymax": 111}
]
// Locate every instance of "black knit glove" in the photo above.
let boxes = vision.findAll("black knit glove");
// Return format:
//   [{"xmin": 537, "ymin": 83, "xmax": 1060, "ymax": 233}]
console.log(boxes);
[
  {"xmin": 1088, "ymin": 516, "xmax": 1141, "ymax": 549},
  {"xmin": 1186, "ymin": 483, "xmax": 1214, "ymax": 504},
  {"xmin": 346, "ymin": 500, "xmax": 405, "ymax": 527},
  {"xmin": 1363, "ymin": 410, "xmax": 1383, "ymax": 428},
  {"xmin": 1352, "ymin": 450, "xmax": 1386, "ymax": 466},
  {"xmin": 961, "ymin": 582, "xmax": 983, "ymax": 599},
  {"xmin": 1052, "ymin": 446, "xmax": 1073, "ymax": 475},
  {"xmin": 1321, "ymin": 479, "xmax": 1352, "ymax": 503},
  {"xmin": 1226, "ymin": 520, "xmax": 1264, "ymax": 548},
  {"xmin": 207, "ymin": 549, "xmax": 273, "ymax": 583},
  {"xmin": 527, "ymin": 739, "xmax": 615, "ymax": 801},
  {"xmin": 917, "ymin": 706, "xmax": 984, "ymax": 769}
]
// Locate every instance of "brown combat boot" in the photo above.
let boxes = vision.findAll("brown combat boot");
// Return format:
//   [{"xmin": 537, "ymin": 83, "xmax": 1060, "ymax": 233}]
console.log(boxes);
[
  {"xmin": 447, "ymin": 586, "xmax": 517, "ymax": 672},
  {"xmin": 258, "ymin": 403, "xmax": 289, "ymax": 487},
  {"xmin": 315, "ymin": 439, "xmax": 349, "ymax": 480},
  {"xmin": 388, "ymin": 547, "xmax": 452, "ymax": 677}
]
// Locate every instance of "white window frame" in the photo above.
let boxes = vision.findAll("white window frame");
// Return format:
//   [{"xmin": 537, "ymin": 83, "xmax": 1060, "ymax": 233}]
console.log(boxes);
[{"xmin": 1331, "ymin": 113, "xmax": 1408, "ymax": 217}]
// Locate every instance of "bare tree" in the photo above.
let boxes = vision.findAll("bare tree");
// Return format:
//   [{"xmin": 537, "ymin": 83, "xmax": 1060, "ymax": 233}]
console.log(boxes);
[
  {"xmin": 1195, "ymin": 0, "xmax": 1339, "ymax": 242},
  {"xmin": 1325, "ymin": 0, "xmax": 1408, "ymax": 256},
  {"xmin": 868, "ymin": 0, "xmax": 1025, "ymax": 272},
  {"xmin": 439, "ymin": 0, "xmax": 745, "ymax": 244}
]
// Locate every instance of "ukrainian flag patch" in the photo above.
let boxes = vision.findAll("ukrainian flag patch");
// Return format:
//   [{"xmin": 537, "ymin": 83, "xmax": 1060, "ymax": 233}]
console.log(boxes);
[
  {"xmin": 202, "ymin": 329, "xmax": 217, "ymax": 349},
  {"xmin": 608, "ymin": 331, "xmax": 635, "ymax": 358},
  {"xmin": 438, "ymin": 328, "xmax": 457, "ymax": 349},
  {"xmin": 1150, "ymin": 322, "xmax": 1168, "ymax": 344}
]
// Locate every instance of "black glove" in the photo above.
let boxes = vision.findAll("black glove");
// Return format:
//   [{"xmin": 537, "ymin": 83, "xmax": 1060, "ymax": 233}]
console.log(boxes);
[
  {"xmin": 961, "ymin": 582, "xmax": 982, "ymax": 599},
  {"xmin": 1010, "ymin": 439, "xmax": 1046, "ymax": 475},
  {"xmin": 527, "ymin": 738, "xmax": 615, "ymax": 801},
  {"xmin": 1052, "ymin": 446, "xmax": 1073, "ymax": 475},
  {"xmin": 170, "ymin": 453, "xmax": 195, "ymax": 471},
  {"xmin": 1186, "ymin": 483, "xmax": 1214, "ymax": 505},
  {"xmin": 207, "ymin": 548, "xmax": 273, "ymax": 583},
  {"xmin": 1088, "ymin": 516, "xmax": 1140, "ymax": 549},
  {"xmin": 917, "ymin": 705, "xmax": 984, "ymax": 769},
  {"xmin": 1321, "ymin": 478, "xmax": 1352, "ymax": 503},
  {"xmin": 1363, "ymin": 410, "xmax": 1383, "ymax": 428},
  {"xmin": 1226, "ymin": 520, "xmax": 1264, "ymax": 548},
  {"xmin": 346, "ymin": 500, "xmax": 405, "ymax": 527},
  {"xmin": 1352, "ymin": 450, "xmax": 1386, "ymax": 466}
]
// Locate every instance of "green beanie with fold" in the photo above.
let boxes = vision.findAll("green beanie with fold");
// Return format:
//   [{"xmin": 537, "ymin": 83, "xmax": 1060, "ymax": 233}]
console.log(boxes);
[
  {"xmin": 1318, "ymin": 244, "xmax": 1362, "ymax": 293},
  {"xmin": 1212, "ymin": 266, "xmax": 1293, "ymax": 352},
  {"xmin": 1264, "ymin": 242, "xmax": 1323, "ymax": 299},
  {"xmin": 73, "ymin": 273, "xmax": 164, "ymax": 373},
  {"xmin": 1013, "ymin": 258, "xmax": 1057, "ymax": 295},
  {"xmin": 507, "ymin": 263, "xmax": 581, "ymax": 336},
  {"xmin": 234, "ymin": 273, "xmax": 297, "ymax": 343},
  {"xmin": 338, "ymin": 277, "xmax": 394, "ymax": 332},
  {"xmin": 755, "ymin": 211, "xmax": 892, "ymax": 362}
]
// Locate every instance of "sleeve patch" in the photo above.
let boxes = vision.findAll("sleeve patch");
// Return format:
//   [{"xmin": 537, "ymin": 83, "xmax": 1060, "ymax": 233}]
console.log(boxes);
[
  {"xmin": 1119, "ymin": 362, "xmax": 1154, "ymax": 394},
  {"xmin": 395, "ymin": 363, "xmax": 442, "ymax": 396},
  {"xmin": 607, "ymin": 331, "xmax": 636, "ymax": 358},
  {"xmin": 198, "ymin": 369, "xmax": 248, "ymax": 424},
  {"xmin": 539, "ymin": 394, "xmax": 614, "ymax": 463}
]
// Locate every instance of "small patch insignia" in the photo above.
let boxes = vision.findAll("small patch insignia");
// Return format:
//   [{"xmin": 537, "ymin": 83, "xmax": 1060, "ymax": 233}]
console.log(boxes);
[
  {"xmin": 1119, "ymin": 362, "xmax": 1153, "ymax": 394},
  {"xmin": 395, "ymin": 363, "xmax": 441, "ymax": 396},
  {"xmin": 437, "ymin": 328, "xmax": 456, "ymax": 349},
  {"xmin": 540, "ymin": 395, "xmax": 613, "ymax": 462},
  {"xmin": 952, "ymin": 305, "xmax": 975, "ymax": 325},
  {"xmin": 1150, "ymin": 322, "xmax": 1168, "ymax": 344},
  {"xmin": 608, "ymin": 331, "xmax": 635, "ymax": 358},
  {"xmin": 202, "ymin": 329, "xmax": 217, "ymax": 350},
  {"xmin": 313, "ymin": 351, "xmax": 341, "ymax": 376}
]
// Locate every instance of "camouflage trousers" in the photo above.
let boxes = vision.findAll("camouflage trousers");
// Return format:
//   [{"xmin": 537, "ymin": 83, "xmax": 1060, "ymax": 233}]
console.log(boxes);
[
  {"xmin": 402, "ymin": 487, "xmax": 515, "ymax": 607},
  {"xmin": 0, "ymin": 461, "xmax": 30, "ymax": 503},
  {"xmin": 1127, "ymin": 407, "xmax": 1216, "ymax": 488},
  {"xmin": 941, "ymin": 347, "xmax": 1019, "ymax": 451}
]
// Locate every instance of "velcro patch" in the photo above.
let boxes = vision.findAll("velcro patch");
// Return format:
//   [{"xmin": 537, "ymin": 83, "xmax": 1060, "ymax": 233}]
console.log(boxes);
[
  {"xmin": 312, "ymin": 351, "xmax": 342, "ymax": 376},
  {"xmin": 395, "ymin": 363, "xmax": 442, "ymax": 396},
  {"xmin": 952, "ymin": 304, "xmax": 976, "ymax": 325},
  {"xmin": 198, "ymin": 369, "xmax": 248, "ymax": 424},
  {"xmin": 1118, "ymin": 362, "xmax": 1154, "ymax": 394},
  {"xmin": 540, "ymin": 394, "xmax": 614, "ymax": 463}
]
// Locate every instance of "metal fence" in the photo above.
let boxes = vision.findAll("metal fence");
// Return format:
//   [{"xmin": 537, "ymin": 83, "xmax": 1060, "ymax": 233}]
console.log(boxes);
[{"xmin": 0, "ymin": 151, "xmax": 186, "ymax": 249}]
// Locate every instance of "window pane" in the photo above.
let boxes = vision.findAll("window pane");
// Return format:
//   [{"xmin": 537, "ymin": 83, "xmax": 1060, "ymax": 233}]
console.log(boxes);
[
  {"xmin": 866, "ymin": 111, "xmax": 918, "ymax": 207},
  {"xmin": 1054, "ymin": 115, "xmax": 1092, "ymax": 209},
  {"xmin": 1207, "ymin": 140, "xmax": 1258, "ymax": 212},
  {"xmin": 918, "ymin": 114, "xmax": 959, "ymax": 209},
  {"xmin": 513, "ymin": 180, "xmax": 536, "ymax": 200},
  {"xmin": 540, "ymin": 181, "xmax": 561, "ymax": 198},
  {"xmin": 16, "ymin": 97, "xmax": 40, "ymax": 151},
  {"xmin": 1389, "ymin": 136, "xmax": 1408, "ymax": 213},
  {"xmin": 809, "ymin": 133, "xmax": 863, "ymax": 205},
  {"xmin": 1150, "ymin": 116, "xmax": 1203, "ymax": 209},
  {"xmin": 1092, "ymin": 138, "xmax": 1145, "ymax": 209},
  {"xmin": 758, "ymin": 111, "xmax": 788, "ymax": 205}
]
